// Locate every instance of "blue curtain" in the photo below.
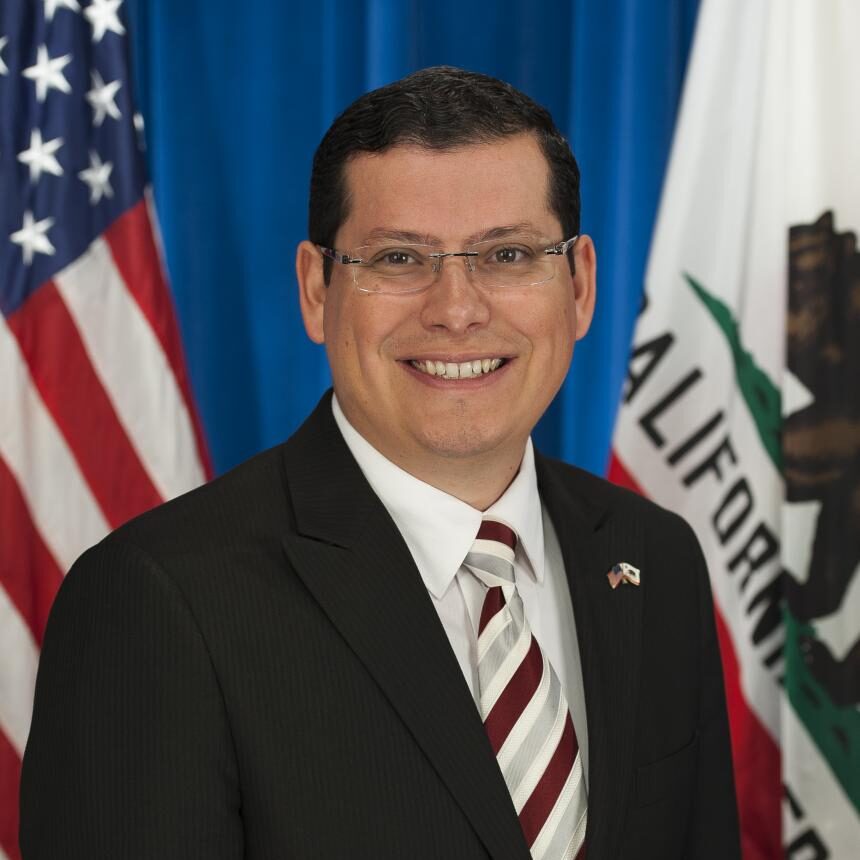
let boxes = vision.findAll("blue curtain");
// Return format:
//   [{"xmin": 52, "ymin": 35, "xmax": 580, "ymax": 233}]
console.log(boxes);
[{"xmin": 126, "ymin": 0, "xmax": 699, "ymax": 477}]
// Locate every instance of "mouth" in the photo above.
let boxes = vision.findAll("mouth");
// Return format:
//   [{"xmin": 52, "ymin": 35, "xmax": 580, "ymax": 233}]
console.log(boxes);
[{"xmin": 407, "ymin": 358, "xmax": 508, "ymax": 380}]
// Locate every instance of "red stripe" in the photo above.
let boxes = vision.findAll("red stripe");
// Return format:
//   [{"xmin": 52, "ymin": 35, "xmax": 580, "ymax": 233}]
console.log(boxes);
[
  {"xmin": 714, "ymin": 606, "xmax": 781, "ymax": 860},
  {"xmin": 484, "ymin": 635, "xmax": 543, "ymax": 753},
  {"xmin": 607, "ymin": 451, "xmax": 641, "ymax": 494},
  {"xmin": 609, "ymin": 451, "xmax": 780, "ymax": 859},
  {"xmin": 0, "ymin": 456, "xmax": 63, "ymax": 645},
  {"xmin": 0, "ymin": 730, "xmax": 22, "ymax": 860},
  {"xmin": 477, "ymin": 520, "xmax": 517, "ymax": 550},
  {"xmin": 518, "ymin": 713, "xmax": 577, "ymax": 846},
  {"xmin": 8, "ymin": 281, "xmax": 164, "ymax": 529},
  {"xmin": 103, "ymin": 202, "xmax": 213, "ymax": 478},
  {"xmin": 478, "ymin": 585, "xmax": 505, "ymax": 634}
]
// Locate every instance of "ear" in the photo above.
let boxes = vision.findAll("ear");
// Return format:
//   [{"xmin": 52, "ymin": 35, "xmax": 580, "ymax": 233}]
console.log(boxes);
[
  {"xmin": 296, "ymin": 240, "xmax": 327, "ymax": 344},
  {"xmin": 570, "ymin": 235, "xmax": 597, "ymax": 340}
]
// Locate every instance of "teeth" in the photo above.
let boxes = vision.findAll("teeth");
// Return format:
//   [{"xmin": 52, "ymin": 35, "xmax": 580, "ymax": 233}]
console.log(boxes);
[{"xmin": 410, "ymin": 358, "xmax": 506, "ymax": 379}]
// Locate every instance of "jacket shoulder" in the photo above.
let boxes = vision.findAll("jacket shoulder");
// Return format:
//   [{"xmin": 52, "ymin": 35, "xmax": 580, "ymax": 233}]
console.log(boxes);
[
  {"xmin": 101, "ymin": 442, "xmax": 292, "ymax": 562},
  {"xmin": 537, "ymin": 454, "xmax": 698, "ymax": 545}
]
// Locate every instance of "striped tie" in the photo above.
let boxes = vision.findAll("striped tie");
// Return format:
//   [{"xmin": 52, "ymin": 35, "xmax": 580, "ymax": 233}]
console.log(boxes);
[{"xmin": 464, "ymin": 519, "xmax": 587, "ymax": 860}]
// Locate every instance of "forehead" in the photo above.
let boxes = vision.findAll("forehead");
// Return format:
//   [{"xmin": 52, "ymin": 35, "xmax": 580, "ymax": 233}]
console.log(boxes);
[{"xmin": 338, "ymin": 134, "xmax": 557, "ymax": 245}]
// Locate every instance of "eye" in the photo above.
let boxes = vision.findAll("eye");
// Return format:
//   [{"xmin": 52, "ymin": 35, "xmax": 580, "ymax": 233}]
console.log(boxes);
[
  {"xmin": 383, "ymin": 250, "xmax": 417, "ymax": 265},
  {"xmin": 489, "ymin": 244, "xmax": 533, "ymax": 264},
  {"xmin": 367, "ymin": 247, "xmax": 425, "ymax": 268}
]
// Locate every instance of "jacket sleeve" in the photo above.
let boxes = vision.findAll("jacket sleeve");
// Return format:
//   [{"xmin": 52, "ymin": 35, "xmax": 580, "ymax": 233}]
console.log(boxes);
[
  {"xmin": 684, "ymin": 528, "xmax": 742, "ymax": 858},
  {"xmin": 20, "ymin": 538, "xmax": 243, "ymax": 859}
]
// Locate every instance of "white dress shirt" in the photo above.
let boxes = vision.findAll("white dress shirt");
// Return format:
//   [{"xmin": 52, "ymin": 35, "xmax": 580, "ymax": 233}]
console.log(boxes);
[{"xmin": 332, "ymin": 396, "xmax": 588, "ymax": 783}]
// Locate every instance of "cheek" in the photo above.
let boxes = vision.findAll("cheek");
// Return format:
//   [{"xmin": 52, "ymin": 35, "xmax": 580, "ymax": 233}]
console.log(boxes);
[
  {"xmin": 524, "ymin": 295, "xmax": 576, "ymax": 348},
  {"xmin": 324, "ymin": 296, "xmax": 408, "ymax": 372}
]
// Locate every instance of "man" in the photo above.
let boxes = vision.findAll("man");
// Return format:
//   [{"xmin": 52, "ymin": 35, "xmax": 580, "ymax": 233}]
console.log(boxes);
[{"xmin": 21, "ymin": 67, "xmax": 739, "ymax": 859}]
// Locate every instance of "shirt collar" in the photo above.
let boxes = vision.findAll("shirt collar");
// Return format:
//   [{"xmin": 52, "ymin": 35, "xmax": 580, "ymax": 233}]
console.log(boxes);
[{"xmin": 332, "ymin": 395, "xmax": 545, "ymax": 599}]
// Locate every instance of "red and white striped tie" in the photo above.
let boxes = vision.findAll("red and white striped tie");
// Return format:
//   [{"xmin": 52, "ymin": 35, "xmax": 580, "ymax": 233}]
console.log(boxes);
[{"xmin": 465, "ymin": 519, "xmax": 587, "ymax": 860}]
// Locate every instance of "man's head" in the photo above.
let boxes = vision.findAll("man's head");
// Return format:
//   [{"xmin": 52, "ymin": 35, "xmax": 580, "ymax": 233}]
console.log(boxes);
[
  {"xmin": 297, "ymin": 67, "xmax": 596, "ymax": 506},
  {"xmin": 309, "ymin": 66, "xmax": 581, "ymax": 281}
]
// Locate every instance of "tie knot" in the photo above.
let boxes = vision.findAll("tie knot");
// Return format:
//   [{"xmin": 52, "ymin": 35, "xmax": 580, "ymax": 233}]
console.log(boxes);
[
  {"xmin": 476, "ymin": 519, "xmax": 517, "ymax": 551},
  {"xmin": 464, "ymin": 519, "xmax": 517, "ymax": 588}
]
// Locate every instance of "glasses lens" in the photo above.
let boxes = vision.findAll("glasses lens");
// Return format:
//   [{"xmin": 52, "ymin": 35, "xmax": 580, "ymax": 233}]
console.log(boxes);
[
  {"xmin": 355, "ymin": 244, "xmax": 436, "ymax": 294},
  {"xmin": 350, "ymin": 237, "xmax": 563, "ymax": 293},
  {"xmin": 470, "ymin": 237, "xmax": 555, "ymax": 288}
]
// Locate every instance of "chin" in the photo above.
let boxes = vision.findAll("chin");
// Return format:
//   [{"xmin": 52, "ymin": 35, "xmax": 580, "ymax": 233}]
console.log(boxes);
[{"xmin": 413, "ymin": 422, "xmax": 513, "ymax": 461}]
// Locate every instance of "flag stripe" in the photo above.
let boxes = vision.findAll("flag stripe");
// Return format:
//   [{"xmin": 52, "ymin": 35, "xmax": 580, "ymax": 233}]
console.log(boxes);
[
  {"xmin": 104, "ymin": 201, "xmax": 212, "ymax": 477},
  {"xmin": 610, "ymin": 451, "xmax": 781, "ymax": 859},
  {"xmin": 0, "ymin": 455, "xmax": 63, "ymax": 646},
  {"xmin": 0, "ymin": 583, "xmax": 39, "ymax": 758},
  {"xmin": 0, "ymin": 316, "xmax": 109, "ymax": 571},
  {"xmin": 54, "ymin": 235, "xmax": 206, "ymax": 501},
  {"xmin": 0, "ymin": 729, "xmax": 22, "ymax": 860},
  {"xmin": 714, "ymin": 603, "xmax": 781, "ymax": 860},
  {"xmin": 7, "ymin": 281, "xmax": 164, "ymax": 529}
]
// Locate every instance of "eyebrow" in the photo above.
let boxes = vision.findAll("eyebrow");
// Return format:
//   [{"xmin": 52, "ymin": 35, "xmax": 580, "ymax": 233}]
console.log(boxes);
[{"xmin": 359, "ymin": 223, "xmax": 543, "ymax": 247}]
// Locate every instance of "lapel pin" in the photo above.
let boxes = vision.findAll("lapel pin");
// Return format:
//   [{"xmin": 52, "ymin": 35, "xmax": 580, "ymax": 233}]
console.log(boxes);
[{"xmin": 607, "ymin": 562, "xmax": 640, "ymax": 590}]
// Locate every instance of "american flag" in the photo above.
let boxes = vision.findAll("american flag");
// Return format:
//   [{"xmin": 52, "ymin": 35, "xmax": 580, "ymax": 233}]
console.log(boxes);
[{"xmin": 0, "ymin": 2, "xmax": 211, "ymax": 856}]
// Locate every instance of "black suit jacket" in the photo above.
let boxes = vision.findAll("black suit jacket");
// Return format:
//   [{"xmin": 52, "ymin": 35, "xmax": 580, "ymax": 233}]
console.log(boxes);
[{"xmin": 21, "ymin": 393, "xmax": 740, "ymax": 859}]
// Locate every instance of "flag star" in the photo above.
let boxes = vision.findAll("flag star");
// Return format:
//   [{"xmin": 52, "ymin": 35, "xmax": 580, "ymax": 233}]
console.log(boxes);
[
  {"xmin": 0, "ymin": 37, "xmax": 8, "ymax": 76},
  {"xmin": 86, "ymin": 71, "xmax": 122, "ymax": 126},
  {"xmin": 78, "ymin": 150, "xmax": 114, "ymax": 203},
  {"xmin": 10, "ymin": 211, "xmax": 56, "ymax": 266},
  {"xmin": 22, "ymin": 45, "xmax": 72, "ymax": 102},
  {"xmin": 17, "ymin": 129, "xmax": 65, "ymax": 183},
  {"xmin": 84, "ymin": 0, "xmax": 126, "ymax": 43},
  {"xmin": 43, "ymin": 0, "xmax": 81, "ymax": 21}
]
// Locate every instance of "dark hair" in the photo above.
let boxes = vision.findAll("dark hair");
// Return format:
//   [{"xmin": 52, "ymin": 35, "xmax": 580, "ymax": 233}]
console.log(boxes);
[{"xmin": 309, "ymin": 66, "xmax": 580, "ymax": 282}]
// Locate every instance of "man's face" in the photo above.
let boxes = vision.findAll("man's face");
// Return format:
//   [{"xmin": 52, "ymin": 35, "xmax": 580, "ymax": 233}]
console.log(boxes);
[{"xmin": 298, "ymin": 133, "xmax": 595, "ymax": 477}]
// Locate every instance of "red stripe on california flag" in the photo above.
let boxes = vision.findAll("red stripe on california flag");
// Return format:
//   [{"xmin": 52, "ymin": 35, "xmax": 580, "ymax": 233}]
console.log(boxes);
[
  {"xmin": 609, "ymin": 451, "xmax": 780, "ymax": 859},
  {"xmin": 485, "ymin": 636, "xmax": 543, "ymax": 753},
  {"xmin": 0, "ymin": 728, "xmax": 23, "ymax": 860},
  {"xmin": 0, "ymin": 456, "xmax": 63, "ymax": 645},
  {"xmin": 519, "ymin": 713, "xmax": 577, "ymax": 846},
  {"xmin": 607, "ymin": 451, "xmax": 640, "ymax": 494},
  {"xmin": 7, "ymin": 282, "xmax": 164, "ymax": 529},
  {"xmin": 103, "ymin": 202, "xmax": 213, "ymax": 478},
  {"xmin": 713, "ymin": 606, "xmax": 780, "ymax": 860}
]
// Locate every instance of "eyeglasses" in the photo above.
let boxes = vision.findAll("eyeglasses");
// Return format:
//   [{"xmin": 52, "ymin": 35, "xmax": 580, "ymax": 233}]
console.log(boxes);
[{"xmin": 318, "ymin": 234, "xmax": 578, "ymax": 295}]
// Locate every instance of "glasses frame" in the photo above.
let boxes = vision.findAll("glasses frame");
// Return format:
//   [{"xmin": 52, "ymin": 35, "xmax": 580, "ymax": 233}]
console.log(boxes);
[{"xmin": 318, "ymin": 235, "xmax": 579, "ymax": 295}]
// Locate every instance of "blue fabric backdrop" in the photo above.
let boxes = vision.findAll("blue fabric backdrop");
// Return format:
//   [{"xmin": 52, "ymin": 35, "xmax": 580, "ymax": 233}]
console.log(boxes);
[{"xmin": 125, "ymin": 0, "xmax": 699, "ymax": 477}]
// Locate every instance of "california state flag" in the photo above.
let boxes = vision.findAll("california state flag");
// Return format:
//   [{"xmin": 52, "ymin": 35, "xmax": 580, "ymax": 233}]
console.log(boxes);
[{"xmin": 610, "ymin": 0, "xmax": 860, "ymax": 857}]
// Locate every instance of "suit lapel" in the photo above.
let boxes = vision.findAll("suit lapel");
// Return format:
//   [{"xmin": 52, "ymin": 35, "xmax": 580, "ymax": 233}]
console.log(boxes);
[
  {"xmin": 536, "ymin": 455, "xmax": 644, "ymax": 860},
  {"xmin": 279, "ymin": 396, "xmax": 530, "ymax": 860}
]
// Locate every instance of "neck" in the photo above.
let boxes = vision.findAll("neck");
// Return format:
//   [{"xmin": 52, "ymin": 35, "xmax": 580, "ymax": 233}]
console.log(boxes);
[
  {"xmin": 334, "ymin": 398, "xmax": 527, "ymax": 510},
  {"xmin": 396, "ymin": 447, "xmax": 524, "ymax": 511}
]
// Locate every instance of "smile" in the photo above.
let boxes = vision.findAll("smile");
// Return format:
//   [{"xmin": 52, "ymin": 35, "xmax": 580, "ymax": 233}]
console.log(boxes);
[{"xmin": 409, "ymin": 358, "xmax": 506, "ymax": 380}]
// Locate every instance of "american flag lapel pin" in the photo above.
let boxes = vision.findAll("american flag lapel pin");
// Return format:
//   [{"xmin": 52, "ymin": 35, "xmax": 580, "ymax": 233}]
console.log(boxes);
[{"xmin": 607, "ymin": 562, "xmax": 641, "ymax": 590}]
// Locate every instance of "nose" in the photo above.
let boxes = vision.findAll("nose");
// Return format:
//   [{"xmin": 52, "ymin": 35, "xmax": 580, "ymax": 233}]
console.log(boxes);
[{"xmin": 418, "ymin": 256, "xmax": 491, "ymax": 334}]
